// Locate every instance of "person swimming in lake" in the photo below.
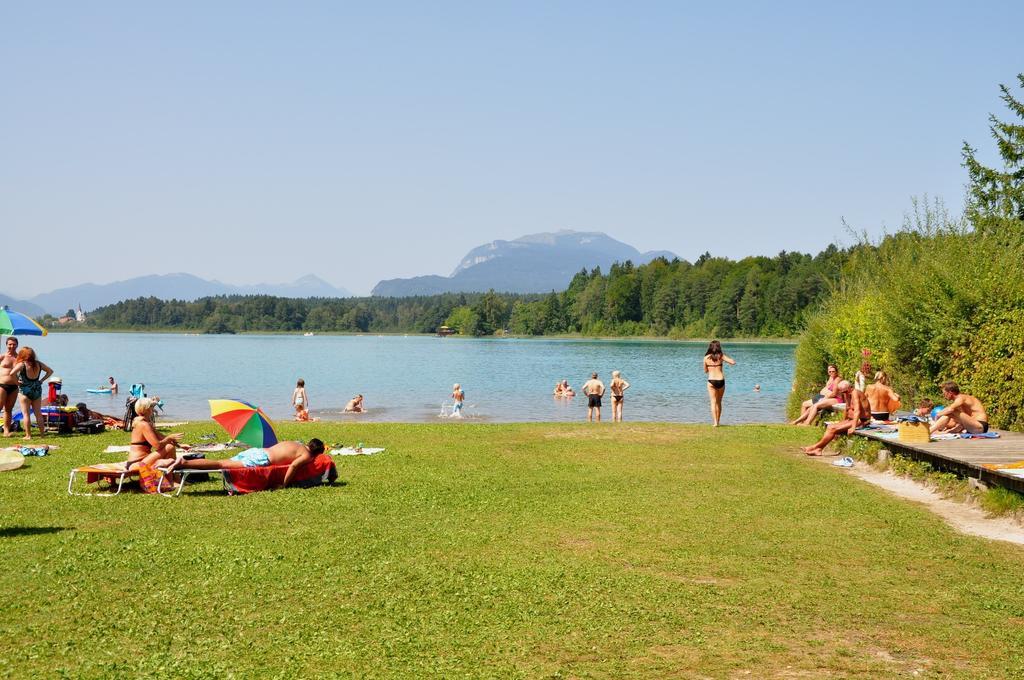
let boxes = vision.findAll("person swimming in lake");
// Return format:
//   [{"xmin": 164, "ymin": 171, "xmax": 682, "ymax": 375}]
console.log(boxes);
[
  {"xmin": 344, "ymin": 394, "xmax": 365, "ymax": 413},
  {"xmin": 703, "ymin": 340, "xmax": 735, "ymax": 427},
  {"xmin": 105, "ymin": 376, "xmax": 118, "ymax": 394},
  {"xmin": 451, "ymin": 384, "xmax": 465, "ymax": 418},
  {"xmin": 609, "ymin": 370, "xmax": 630, "ymax": 422},
  {"xmin": 560, "ymin": 380, "xmax": 575, "ymax": 397}
]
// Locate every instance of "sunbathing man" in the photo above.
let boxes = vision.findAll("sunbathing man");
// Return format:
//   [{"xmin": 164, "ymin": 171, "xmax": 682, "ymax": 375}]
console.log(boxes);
[
  {"xmin": 930, "ymin": 382, "xmax": 989, "ymax": 434},
  {"xmin": 1, "ymin": 337, "xmax": 19, "ymax": 436},
  {"xmin": 802, "ymin": 381, "xmax": 869, "ymax": 455},
  {"xmin": 167, "ymin": 439, "xmax": 326, "ymax": 487},
  {"xmin": 865, "ymin": 371, "xmax": 900, "ymax": 420}
]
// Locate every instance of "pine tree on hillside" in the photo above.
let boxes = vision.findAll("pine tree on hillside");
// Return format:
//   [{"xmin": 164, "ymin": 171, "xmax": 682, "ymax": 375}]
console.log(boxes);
[{"xmin": 962, "ymin": 73, "xmax": 1024, "ymax": 237}]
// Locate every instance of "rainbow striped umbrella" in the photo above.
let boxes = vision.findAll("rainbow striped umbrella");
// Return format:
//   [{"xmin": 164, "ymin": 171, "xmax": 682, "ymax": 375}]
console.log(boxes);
[
  {"xmin": 208, "ymin": 399, "xmax": 278, "ymax": 448},
  {"xmin": 0, "ymin": 307, "xmax": 47, "ymax": 336}
]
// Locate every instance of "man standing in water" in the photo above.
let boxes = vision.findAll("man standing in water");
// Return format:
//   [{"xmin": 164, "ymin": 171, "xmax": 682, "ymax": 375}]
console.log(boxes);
[
  {"xmin": 582, "ymin": 372, "xmax": 605, "ymax": 422},
  {"xmin": 1, "ymin": 337, "xmax": 19, "ymax": 436}
]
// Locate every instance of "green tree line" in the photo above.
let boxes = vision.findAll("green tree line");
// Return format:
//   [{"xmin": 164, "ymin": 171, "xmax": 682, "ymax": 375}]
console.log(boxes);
[
  {"xmin": 791, "ymin": 74, "xmax": 1024, "ymax": 429},
  {"xmin": 73, "ymin": 245, "xmax": 855, "ymax": 338}
]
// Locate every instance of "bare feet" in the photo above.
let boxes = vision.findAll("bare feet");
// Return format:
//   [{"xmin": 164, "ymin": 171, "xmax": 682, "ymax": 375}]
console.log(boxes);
[{"xmin": 804, "ymin": 448, "xmax": 823, "ymax": 456}]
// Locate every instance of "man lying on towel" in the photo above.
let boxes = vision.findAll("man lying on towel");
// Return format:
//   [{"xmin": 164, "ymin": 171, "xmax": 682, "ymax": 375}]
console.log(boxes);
[{"xmin": 166, "ymin": 439, "xmax": 326, "ymax": 487}]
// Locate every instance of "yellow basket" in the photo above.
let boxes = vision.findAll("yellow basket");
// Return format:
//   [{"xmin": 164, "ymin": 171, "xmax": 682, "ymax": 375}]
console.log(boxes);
[{"xmin": 898, "ymin": 421, "xmax": 930, "ymax": 443}]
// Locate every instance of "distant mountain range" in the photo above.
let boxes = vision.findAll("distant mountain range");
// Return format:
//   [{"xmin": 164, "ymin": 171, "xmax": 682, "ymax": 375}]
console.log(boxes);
[
  {"xmin": 372, "ymin": 230, "xmax": 676, "ymax": 297},
  {"xmin": 0, "ymin": 294, "xmax": 46, "ymax": 318},
  {"xmin": 12, "ymin": 274, "xmax": 353, "ymax": 315}
]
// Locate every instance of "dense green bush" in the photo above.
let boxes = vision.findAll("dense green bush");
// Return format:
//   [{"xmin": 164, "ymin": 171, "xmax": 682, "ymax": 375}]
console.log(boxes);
[{"xmin": 792, "ymin": 76, "xmax": 1024, "ymax": 429}]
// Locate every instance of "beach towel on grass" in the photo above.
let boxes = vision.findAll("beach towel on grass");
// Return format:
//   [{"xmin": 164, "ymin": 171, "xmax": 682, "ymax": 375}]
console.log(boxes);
[
  {"xmin": 222, "ymin": 454, "xmax": 337, "ymax": 495},
  {"xmin": 330, "ymin": 447, "xmax": 385, "ymax": 456}
]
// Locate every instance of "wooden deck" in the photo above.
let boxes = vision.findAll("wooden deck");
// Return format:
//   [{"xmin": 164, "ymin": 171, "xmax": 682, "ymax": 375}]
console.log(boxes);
[{"xmin": 855, "ymin": 428, "xmax": 1024, "ymax": 494}]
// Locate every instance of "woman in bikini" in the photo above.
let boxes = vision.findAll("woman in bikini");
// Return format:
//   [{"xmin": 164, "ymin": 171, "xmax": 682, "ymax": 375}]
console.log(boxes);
[
  {"xmin": 124, "ymin": 397, "xmax": 183, "ymax": 471},
  {"xmin": 703, "ymin": 340, "xmax": 736, "ymax": 427},
  {"xmin": 609, "ymin": 370, "xmax": 630, "ymax": 422},
  {"xmin": 9, "ymin": 347, "xmax": 53, "ymax": 440},
  {"xmin": 792, "ymin": 364, "xmax": 842, "ymax": 426}
]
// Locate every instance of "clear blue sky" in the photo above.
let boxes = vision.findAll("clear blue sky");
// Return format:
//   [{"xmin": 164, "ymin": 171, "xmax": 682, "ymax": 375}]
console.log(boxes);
[{"xmin": 2, "ymin": 2, "xmax": 1021, "ymax": 296}]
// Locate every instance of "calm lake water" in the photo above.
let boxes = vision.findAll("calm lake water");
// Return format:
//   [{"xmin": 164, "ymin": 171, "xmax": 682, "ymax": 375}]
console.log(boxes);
[{"xmin": 25, "ymin": 333, "xmax": 795, "ymax": 423}]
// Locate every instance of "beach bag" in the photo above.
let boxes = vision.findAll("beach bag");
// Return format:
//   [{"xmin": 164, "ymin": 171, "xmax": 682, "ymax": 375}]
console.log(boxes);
[
  {"xmin": 75, "ymin": 419, "xmax": 105, "ymax": 434},
  {"xmin": 124, "ymin": 395, "xmax": 141, "ymax": 428}
]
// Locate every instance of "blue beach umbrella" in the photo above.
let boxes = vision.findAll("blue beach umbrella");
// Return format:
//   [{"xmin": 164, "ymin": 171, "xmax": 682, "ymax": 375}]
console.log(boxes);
[{"xmin": 0, "ymin": 306, "xmax": 47, "ymax": 336}]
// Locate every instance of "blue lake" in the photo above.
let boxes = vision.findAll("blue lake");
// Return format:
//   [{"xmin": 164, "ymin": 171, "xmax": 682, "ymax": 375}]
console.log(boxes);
[{"xmin": 21, "ymin": 333, "xmax": 795, "ymax": 423}]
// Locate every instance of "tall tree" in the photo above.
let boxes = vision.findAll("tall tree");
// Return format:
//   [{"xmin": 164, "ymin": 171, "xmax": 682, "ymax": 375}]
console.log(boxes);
[{"xmin": 962, "ymin": 73, "xmax": 1024, "ymax": 237}]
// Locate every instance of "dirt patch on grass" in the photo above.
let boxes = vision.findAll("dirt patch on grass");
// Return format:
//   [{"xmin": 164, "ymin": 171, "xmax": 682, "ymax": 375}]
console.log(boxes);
[
  {"xmin": 825, "ymin": 460, "xmax": 1024, "ymax": 546},
  {"xmin": 558, "ymin": 535, "xmax": 596, "ymax": 552}
]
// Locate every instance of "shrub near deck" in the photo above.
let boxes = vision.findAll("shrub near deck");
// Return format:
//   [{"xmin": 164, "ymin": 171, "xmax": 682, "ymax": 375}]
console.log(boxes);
[{"xmin": 1, "ymin": 423, "xmax": 1023, "ymax": 678}]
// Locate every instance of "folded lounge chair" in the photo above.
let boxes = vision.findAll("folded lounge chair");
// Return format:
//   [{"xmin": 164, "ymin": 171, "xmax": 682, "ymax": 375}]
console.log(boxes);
[{"xmin": 156, "ymin": 453, "xmax": 338, "ymax": 496}]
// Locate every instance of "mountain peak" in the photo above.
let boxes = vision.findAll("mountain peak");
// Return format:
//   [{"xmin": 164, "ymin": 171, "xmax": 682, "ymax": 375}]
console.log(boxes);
[
  {"xmin": 373, "ymin": 230, "xmax": 676, "ymax": 297},
  {"xmin": 30, "ymin": 274, "xmax": 353, "ymax": 314}
]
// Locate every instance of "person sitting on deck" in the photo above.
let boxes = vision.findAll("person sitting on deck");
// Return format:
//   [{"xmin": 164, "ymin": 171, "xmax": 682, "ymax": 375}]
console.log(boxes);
[
  {"xmin": 801, "ymin": 381, "xmax": 869, "ymax": 456},
  {"xmin": 930, "ymin": 382, "xmax": 989, "ymax": 434},
  {"xmin": 914, "ymin": 398, "xmax": 934, "ymax": 419},
  {"xmin": 865, "ymin": 371, "xmax": 901, "ymax": 420},
  {"xmin": 792, "ymin": 364, "xmax": 843, "ymax": 426},
  {"xmin": 166, "ymin": 439, "xmax": 326, "ymax": 488}
]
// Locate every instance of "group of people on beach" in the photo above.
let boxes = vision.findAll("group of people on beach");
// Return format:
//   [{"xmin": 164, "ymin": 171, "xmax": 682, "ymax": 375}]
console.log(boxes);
[
  {"xmin": 120, "ymin": 393, "xmax": 324, "ymax": 486},
  {"xmin": 291, "ymin": 378, "xmax": 365, "ymax": 421},
  {"xmin": 547, "ymin": 340, "xmax": 739, "ymax": 425},
  {"xmin": 796, "ymin": 356, "xmax": 990, "ymax": 456}
]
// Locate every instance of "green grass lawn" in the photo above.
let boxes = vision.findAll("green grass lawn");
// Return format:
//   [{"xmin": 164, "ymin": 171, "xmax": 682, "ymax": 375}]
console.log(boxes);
[{"xmin": 2, "ymin": 422, "xmax": 1023, "ymax": 678}]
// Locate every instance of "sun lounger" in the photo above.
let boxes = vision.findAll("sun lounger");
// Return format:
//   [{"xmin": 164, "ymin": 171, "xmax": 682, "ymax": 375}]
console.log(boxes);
[
  {"xmin": 68, "ymin": 463, "xmax": 138, "ymax": 496},
  {"xmin": 156, "ymin": 454, "xmax": 338, "ymax": 496},
  {"xmin": 69, "ymin": 462, "xmax": 175, "ymax": 496}
]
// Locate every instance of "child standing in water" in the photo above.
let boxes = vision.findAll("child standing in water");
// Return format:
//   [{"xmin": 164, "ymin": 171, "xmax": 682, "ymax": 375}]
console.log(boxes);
[
  {"xmin": 451, "ymin": 384, "xmax": 465, "ymax": 418},
  {"xmin": 609, "ymin": 370, "xmax": 630, "ymax": 422},
  {"xmin": 292, "ymin": 379, "xmax": 309, "ymax": 421}
]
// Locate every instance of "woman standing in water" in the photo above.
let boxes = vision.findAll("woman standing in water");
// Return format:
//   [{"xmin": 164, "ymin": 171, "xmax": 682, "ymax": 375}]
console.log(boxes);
[
  {"xmin": 609, "ymin": 370, "xmax": 630, "ymax": 422},
  {"xmin": 703, "ymin": 340, "xmax": 735, "ymax": 427}
]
